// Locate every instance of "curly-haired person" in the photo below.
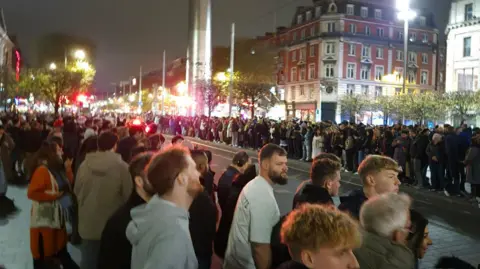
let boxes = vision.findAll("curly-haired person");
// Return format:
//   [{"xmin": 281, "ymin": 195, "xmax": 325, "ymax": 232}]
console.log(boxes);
[{"xmin": 278, "ymin": 204, "xmax": 361, "ymax": 269}]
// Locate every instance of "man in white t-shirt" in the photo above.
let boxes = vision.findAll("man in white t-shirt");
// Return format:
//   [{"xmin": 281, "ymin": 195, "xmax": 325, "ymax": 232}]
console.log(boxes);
[{"xmin": 223, "ymin": 144, "xmax": 288, "ymax": 269}]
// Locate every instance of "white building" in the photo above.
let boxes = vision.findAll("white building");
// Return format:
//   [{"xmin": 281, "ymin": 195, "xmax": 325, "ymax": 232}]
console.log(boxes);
[
  {"xmin": 446, "ymin": 0, "xmax": 480, "ymax": 93},
  {"xmin": 0, "ymin": 10, "xmax": 13, "ymax": 72}
]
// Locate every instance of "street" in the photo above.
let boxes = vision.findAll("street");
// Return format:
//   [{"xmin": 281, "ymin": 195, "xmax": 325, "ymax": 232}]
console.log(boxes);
[{"xmin": 2, "ymin": 139, "xmax": 480, "ymax": 269}]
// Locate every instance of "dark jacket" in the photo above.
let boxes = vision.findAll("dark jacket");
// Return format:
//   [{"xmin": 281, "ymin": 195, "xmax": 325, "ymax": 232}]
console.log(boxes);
[
  {"xmin": 116, "ymin": 136, "xmax": 137, "ymax": 163},
  {"xmin": 214, "ymin": 164, "xmax": 256, "ymax": 258},
  {"xmin": 445, "ymin": 133, "xmax": 459, "ymax": 163},
  {"xmin": 97, "ymin": 193, "xmax": 146, "ymax": 269},
  {"xmin": 338, "ymin": 189, "xmax": 368, "ymax": 219},
  {"xmin": 189, "ymin": 190, "xmax": 217, "ymax": 259},
  {"xmin": 217, "ymin": 166, "xmax": 240, "ymax": 212},
  {"xmin": 271, "ymin": 185, "xmax": 334, "ymax": 268},
  {"xmin": 411, "ymin": 134, "xmax": 429, "ymax": 162},
  {"xmin": 426, "ymin": 142, "xmax": 445, "ymax": 164}
]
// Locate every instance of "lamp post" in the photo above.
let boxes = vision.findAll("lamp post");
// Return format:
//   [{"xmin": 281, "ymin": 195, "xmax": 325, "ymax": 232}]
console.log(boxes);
[{"xmin": 396, "ymin": 0, "xmax": 416, "ymax": 95}]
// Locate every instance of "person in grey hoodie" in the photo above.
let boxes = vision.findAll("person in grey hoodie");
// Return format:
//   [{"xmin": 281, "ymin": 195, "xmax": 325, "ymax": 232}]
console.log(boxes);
[
  {"xmin": 74, "ymin": 131, "xmax": 132, "ymax": 269},
  {"xmin": 126, "ymin": 146, "xmax": 204, "ymax": 269}
]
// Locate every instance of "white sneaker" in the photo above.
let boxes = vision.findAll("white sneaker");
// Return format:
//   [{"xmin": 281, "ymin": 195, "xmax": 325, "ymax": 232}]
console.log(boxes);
[{"xmin": 444, "ymin": 189, "xmax": 450, "ymax": 197}]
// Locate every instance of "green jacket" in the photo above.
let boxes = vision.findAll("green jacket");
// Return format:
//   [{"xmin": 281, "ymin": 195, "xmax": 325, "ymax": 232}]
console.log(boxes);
[{"xmin": 354, "ymin": 231, "xmax": 415, "ymax": 269}]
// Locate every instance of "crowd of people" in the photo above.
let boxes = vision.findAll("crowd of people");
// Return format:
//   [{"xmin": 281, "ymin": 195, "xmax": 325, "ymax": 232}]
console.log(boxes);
[
  {"xmin": 0, "ymin": 112, "xmax": 479, "ymax": 269},
  {"xmin": 160, "ymin": 115, "xmax": 480, "ymax": 208}
]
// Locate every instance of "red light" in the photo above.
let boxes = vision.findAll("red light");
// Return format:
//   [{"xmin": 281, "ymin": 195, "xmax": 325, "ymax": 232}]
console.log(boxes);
[
  {"xmin": 77, "ymin": 94, "xmax": 87, "ymax": 103},
  {"xmin": 132, "ymin": 119, "xmax": 142, "ymax": 126},
  {"xmin": 145, "ymin": 126, "xmax": 151, "ymax": 133},
  {"xmin": 15, "ymin": 50, "xmax": 20, "ymax": 82}
]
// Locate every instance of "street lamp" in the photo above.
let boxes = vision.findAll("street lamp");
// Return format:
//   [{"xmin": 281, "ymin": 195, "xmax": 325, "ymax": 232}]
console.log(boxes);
[
  {"xmin": 74, "ymin": 50, "xmax": 86, "ymax": 60},
  {"xmin": 396, "ymin": 0, "xmax": 416, "ymax": 95},
  {"xmin": 49, "ymin": 63, "xmax": 57, "ymax": 70}
]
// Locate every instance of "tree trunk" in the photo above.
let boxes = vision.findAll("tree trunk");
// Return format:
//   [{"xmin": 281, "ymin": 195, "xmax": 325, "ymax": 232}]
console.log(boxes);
[
  {"xmin": 54, "ymin": 93, "xmax": 61, "ymax": 116},
  {"xmin": 250, "ymin": 95, "xmax": 255, "ymax": 119}
]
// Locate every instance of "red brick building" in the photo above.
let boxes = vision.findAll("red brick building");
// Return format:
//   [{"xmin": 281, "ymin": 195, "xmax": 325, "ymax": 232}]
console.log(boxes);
[{"xmin": 269, "ymin": 0, "xmax": 439, "ymax": 122}]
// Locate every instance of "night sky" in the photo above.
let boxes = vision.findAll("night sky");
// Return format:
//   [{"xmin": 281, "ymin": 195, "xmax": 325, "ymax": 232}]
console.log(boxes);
[{"xmin": 2, "ymin": 0, "xmax": 450, "ymax": 91}]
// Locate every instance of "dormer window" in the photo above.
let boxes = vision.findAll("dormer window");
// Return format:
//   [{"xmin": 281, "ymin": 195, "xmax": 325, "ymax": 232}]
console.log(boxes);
[
  {"xmin": 315, "ymin": 6, "xmax": 322, "ymax": 18},
  {"xmin": 328, "ymin": 3, "xmax": 337, "ymax": 13},
  {"xmin": 297, "ymin": 14, "xmax": 303, "ymax": 24},
  {"xmin": 375, "ymin": 9, "xmax": 382, "ymax": 19},
  {"xmin": 419, "ymin": 16, "xmax": 426, "ymax": 26},
  {"xmin": 361, "ymin": 7, "xmax": 368, "ymax": 18},
  {"xmin": 346, "ymin": 4, "xmax": 354, "ymax": 15},
  {"xmin": 306, "ymin": 11, "xmax": 312, "ymax": 21}
]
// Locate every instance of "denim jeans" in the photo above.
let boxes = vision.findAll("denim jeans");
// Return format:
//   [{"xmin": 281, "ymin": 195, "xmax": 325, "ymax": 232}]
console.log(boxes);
[{"xmin": 430, "ymin": 162, "xmax": 445, "ymax": 190}]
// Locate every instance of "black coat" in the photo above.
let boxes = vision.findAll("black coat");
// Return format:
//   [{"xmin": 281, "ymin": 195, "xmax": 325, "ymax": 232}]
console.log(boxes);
[
  {"xmin": 217, "ymin": 166, "xmax": 240, "ymax": 212},
  {"xmin": 338, "ymin": 189, "xmax": 368, "ymax": 220},
  {"xmin": 97, "ymin": 193, "xmax": 145, "ymax": 269},
  {"xmin": 189, "ymin": 190, "xmax": 217, "ymax": 259}
]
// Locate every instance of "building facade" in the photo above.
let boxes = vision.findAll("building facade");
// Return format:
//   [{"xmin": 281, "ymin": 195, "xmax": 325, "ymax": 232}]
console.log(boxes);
[
  {"xmin": 272, "ymin": 0, "xmax": 439, "ymax": 122},
  {"xmin": 445, "ymin": 0, "xmax": 480, "ymax": 93}
]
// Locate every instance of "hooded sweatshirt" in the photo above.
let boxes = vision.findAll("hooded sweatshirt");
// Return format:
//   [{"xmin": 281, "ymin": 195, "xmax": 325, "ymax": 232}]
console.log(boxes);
[
  {"xmin": 126, "ymin": 195, "xmax": 198, "ymax": 269},
  {"xmin": 74, "ymin": 150, "xmax": 132, "ymax": 240}
]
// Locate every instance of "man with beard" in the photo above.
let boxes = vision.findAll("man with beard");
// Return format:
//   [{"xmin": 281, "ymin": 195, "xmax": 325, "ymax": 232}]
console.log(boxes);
[
  {"xmin": 97, "ymin": 152, "xmax": 154, "ymax": 269},
  {"xmin": 126, "ymin": 146, "xmax": 203, "ymax": 269},
  {"xmin": 223, "ymin": 144, "xmax": 288, "ymax": 269},
  {"xmin": 189, "ymin": 150, "xmax": 218, "ymax": 269}
]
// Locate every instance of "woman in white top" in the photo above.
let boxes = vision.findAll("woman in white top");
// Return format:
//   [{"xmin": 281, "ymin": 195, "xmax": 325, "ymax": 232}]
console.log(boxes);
[{"xmin": 311, "ymin": 127, "xmax": 325, "ymax": 160}]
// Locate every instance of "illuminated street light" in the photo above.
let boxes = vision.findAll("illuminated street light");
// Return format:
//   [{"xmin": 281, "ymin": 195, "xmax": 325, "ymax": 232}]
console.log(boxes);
[
  {"xmin": 132, "ymin": 78, "xmax": 137, "ymax": 86},
  {"xmin": 76, "ymin": 61, "xmax": 90, "ymax": 71},
  {"xmin": 49, "ymin": 63, "xmax": 57, "ymax": 70},
  {"xmin": 176, "ymin": 81, "xmax": 187, "ymax": 94},
  {"xmin": 396, "ymin": 0, "xmax": 416, "ymax": 96},
  {"xmin": 215, "ymin": 72, "xmax": 228, "ymax": 82},
  {"xmin": 74, "ymin": 50, "xmax": 86, "ymax": 60}
]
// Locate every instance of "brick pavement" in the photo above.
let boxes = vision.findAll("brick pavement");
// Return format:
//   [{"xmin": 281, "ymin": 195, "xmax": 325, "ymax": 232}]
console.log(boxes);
[{"xmin": 2, "ymin": 183, "xmax": 480, "ymax": 269}]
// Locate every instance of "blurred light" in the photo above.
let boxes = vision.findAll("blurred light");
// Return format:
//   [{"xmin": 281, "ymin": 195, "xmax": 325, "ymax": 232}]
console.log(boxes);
[
  {"xmin": 128, "ymin": 94, "xmax": 136, "ymax": 102},
  {"xmin": 145, "ymin": 126, "xmax": 151, "ymax": 133},
  {"xmin": 77, "ymin": 94, "xmax": 87, "ymax": 103},
  {"xmin": 396, "ymin": 0, "xmax": 410, "ymax": 11},
  {"xmin": 74, "ymin": 50, "xmax": 86, "ymax": 60},
  {"xmin": 49, "ymin": 63, "xmax": 57, "ymax": 70},
  {"xmin": 132, "ymin": 119, "xmax": 142, "ymax": 126},
  {"xmin": 76, "ymin": 61, "xmax": 90, "ymax": 71},
  {"xmin": 215, "ymin": 72, "xmax": 228, "ymax": 82},
  {"xmin": 148, "ymin": 93, "xmax": 153, "ymax": 99},
  {"xmin": 132, "ymin": 78, "xmax": 137, "ymax": 86},
  {"xmin": 398, "ymin": 10, "xmax": 416, "ymax": 20},
  {"xmin": 176, "ymin": 81, "xmax": 187, "ymax": 94}
]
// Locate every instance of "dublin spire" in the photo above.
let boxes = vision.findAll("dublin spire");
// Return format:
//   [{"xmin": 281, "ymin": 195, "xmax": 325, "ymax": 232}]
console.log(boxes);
[{"xmin": 187, "ymin": 0, "xmax": 212, "ymax": 116}]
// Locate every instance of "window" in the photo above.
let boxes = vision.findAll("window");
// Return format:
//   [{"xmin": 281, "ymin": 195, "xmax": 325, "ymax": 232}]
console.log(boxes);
[
  {"xmin": 291, "ymin": 67, "xmax": 297, "ymax": 81},
  {"xmin": 396, "ymin": 50, "xmax": 404, "ymax": 61},
  {"xmin": 377, "ymin": 28, "xmax": 384, "ymax": 37},
  {"xmin": 347, "ymin": 84, "xmax": 355, "ymax": 95},
  {"xmin": 301, "ymin": 29, "xmax": 306, "ymax": 40},
  {"xmin": 395, "ymin": 67, "xmax": 404, "ymax": 80},
  {"xmin": 348, "ymin": 44, "xmax": 356, "ymax": 56},
  {"xmin": 306, "ymin": 11, "xmax": 312, "ymax": 21},
  {"xmin": 376, "ymin": 47, "xmax": 384, "ymax": 59},
  {"xmin": 349, "ymin": 24, "xmax": 357, "ymax": 33},
  {"xmin": 395, "ymin": 88, "xmax": 402, "ymax": 95},
  {"xmin": 421, "ymin": 70, "xmax": 428, "ymax": 84},
  {"xmin": 464, "ymin": 37, "xmax": 472, "ymax": 57},
  {"xmin": 293, "ymin": 32, "xmax": 297, "ymax": 41},
  {"xmin": 347, "ymin": 63, "xmax": 356, "ymax": 79},
  {"xmin": 375, "ymin": 9, "xmax": 382, "ymax": 19},
  {"xmin": 309, "ymin": 64, "xmax": 316, "ymax": 79},
  {"xmin": 300, "ymin": 48, "xmax": 306, "ymax": 60},
  {"xmin": 375, "ymin": 86, "xmax": 382, "ymax": 97},
  {"xmin": 300, "ymin": 85, "xmax": 305, "ymax": 96},
  {"xmin": 409, "ymin": 52, "xmax": 417, "ymax": 63},
  {"xmin": 326, "ymin": 43, "xmax": 335, "ymax": 55},
  {"xmin": 365, "ymin": 26, "xmax": 371, "ymax": 36},
  {"xmin": 375, "ymin": 66, "xmax": 384, "ymax": 80},
  {"xmin": 310, "ymin": 27, "xmax": 315, "ymax": 37},
  {"xmin": 346, "ymin": 4, "xmax": 354, "ymax": 15},
  {"xmin": 408, "ymin": 72, "xmax": 416, "ymax": 83},
  {"xmin": 309, "ymin": 45, "xmax": 316, "ymax": 57},
  {"xmin": 325, "ymin": 64, "xmax": 335, "ymax": 78},
  {"xmin": 422, "ymin": 53, "xmax": 428, "ymax": 64},
  {"xmin": 419, "ymin": 16, "xmax": 426, "ymax": 26},
  {"xmin": 291, "ymin": 50, "xmax": 297, "ymax": 61},
  {"xmin": 327, "ymin": 22, "xmax": 336, "ymax": 32},
  {"xmin": 291, "ymin": 86, "xmax": 296, "ymax": 100},
  {"xmin": 409, "ymin": 32, "xmax": 416, "ymax": 42},
  {"xmin": 398, "ymin": 31, "xmax": 403, "ymax": 40},
  {"xmin": 361, "ymin": 7, "xmax": 368, "ymax": 18},
  {"xmin": 362, "ymin": 45, "xmax": 371, "ymax": 58},
  {"xmin": 465, "ymin": 4, "xmax": 473, "ymax": 21},
  {"xmin": 300, "ymin": 68, "xmax": 306, "ymax": 80},
  {"xmin": 422, "ymin": 33, "xmax": 428, "ymax": 43},
  {"xmin": 315, "ymin": 6, "xmax": 321, "ymax": 18},
  {"xmin": 362, "ymin": 85, "xmax": 369, "ymax": 95},
  {"xmin": 361, "ymin": 66, "xmax": 370, "ymax": 80},
  {"xmin": 297, "ymin": 14, "xmax": 303, "ymax": 24}
]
